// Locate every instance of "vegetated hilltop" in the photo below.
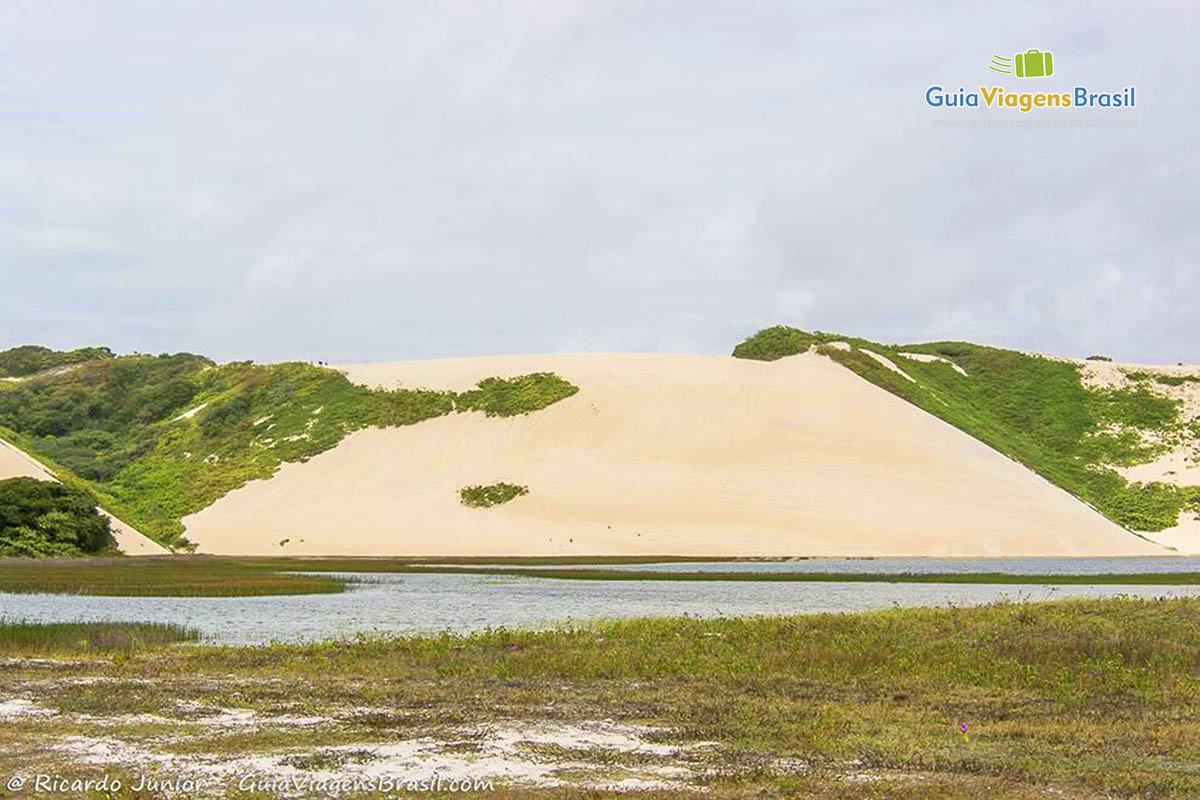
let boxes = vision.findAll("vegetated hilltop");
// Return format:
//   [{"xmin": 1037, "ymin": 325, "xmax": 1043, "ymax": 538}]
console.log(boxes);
[
  {"xmin": 0, "ymin": 346, "xmax": 577, "ymax": 548},
  {"xmin": 734, "ymin": 327, "xmax": 1200, "ymax": 536},
  {"xmin": 0, "ymin": 345, "xmax": 113, "ymax": 378}
]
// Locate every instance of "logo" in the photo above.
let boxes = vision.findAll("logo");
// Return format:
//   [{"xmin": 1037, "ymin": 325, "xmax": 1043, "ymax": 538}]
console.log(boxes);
[
  {"xmin": 925, "ymin": 48, "xmax": 1135, "ymax": 113},
  {"xmin": 989, "ymin": 50, "xmax": 1054, "ymax": 78}
]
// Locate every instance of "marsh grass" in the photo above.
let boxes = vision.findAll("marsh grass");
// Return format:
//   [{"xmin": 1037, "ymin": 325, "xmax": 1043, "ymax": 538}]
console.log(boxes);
[
  {"xmin": 8, "ymin": 599, "xmax": 1200, "ymax": 797},
  {"xmin": 4, "ymin": 556, "xmax": 1200, "ymax": 597},
  {"xmin": 0, "ymin": 556, "xmax": 347, "ymax": 596},
  {"xmin": 335, "ymin": 565, "xmax": 1200, "ymax": 585},
  {"xmin": 0, "ymin": 620, "xmax": 197, "ymax": 655}
]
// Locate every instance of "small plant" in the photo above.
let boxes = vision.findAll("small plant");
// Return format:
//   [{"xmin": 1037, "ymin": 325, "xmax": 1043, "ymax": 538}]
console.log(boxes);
[
  {"xmin": 1153, "ymin": 374, "xmax": 1200, "ymax": 387},
  {"xmin": 455, "ymin": 373, "xmax": 578, "ymax": 417},
  {"xmin": 460, "ymin": 482, "xmax": 529, "ymax": 508},
  {"xmin": 1086, "ymin": 355, "xmax": 1113, "ymax": 362}
]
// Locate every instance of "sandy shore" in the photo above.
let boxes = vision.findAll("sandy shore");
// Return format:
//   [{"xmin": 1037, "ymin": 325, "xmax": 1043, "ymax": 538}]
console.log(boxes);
[
  {"xmin": 0, "ymin": 438, "xmax": 167, "ymax": 555},
  {"xmin": 183, "ymin": 352, "xmax": 1162, "ymax": 557}
]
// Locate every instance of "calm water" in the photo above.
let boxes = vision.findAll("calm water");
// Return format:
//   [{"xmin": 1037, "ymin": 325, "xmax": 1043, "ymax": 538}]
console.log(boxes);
[{"xmin": 3, "ymin": 558, "xmax": 1200, "ymax": 645}]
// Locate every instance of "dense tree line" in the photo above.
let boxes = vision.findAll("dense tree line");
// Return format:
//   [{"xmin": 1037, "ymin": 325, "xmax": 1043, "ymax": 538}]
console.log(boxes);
[{"xmin": 0, "ymin": 477, "xmax": 111, "ymax": 557}]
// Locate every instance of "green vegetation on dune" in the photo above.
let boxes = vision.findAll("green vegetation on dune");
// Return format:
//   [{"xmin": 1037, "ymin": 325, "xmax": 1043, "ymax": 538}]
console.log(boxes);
[
  {"xmin": 0, "ymin": 346, "xmax": 578, "ymax": 548},
  {"xmin": 460, "ymin": 482, "xmax": 529, "ymax": 508},
  {"xmin": 456, "ymin": 372, "xmax": 578, "ymax": 416},
  {"xmin": 0, "ymin": 477, "xmax": 112, "ymax": 557},
  {"xmin": 0, "ymin": 344, "xmax": 113, "ymax": 378},
  {"xmin": 0, "ymin": 352, "xmax": 216, "ymax": 482},
  {"xmin": 734, "ymin": 326, "xmax": 1200, "ymax": 532}
]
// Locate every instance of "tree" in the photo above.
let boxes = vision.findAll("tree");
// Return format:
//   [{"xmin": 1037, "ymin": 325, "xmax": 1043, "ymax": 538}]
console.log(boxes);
[{"xmin": 0, "ymin": 477, "xmax": 111, "ymax": 557}]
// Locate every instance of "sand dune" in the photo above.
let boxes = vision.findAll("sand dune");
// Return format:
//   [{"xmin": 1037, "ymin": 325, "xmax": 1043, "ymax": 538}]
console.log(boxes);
[
  {"xmin": 183, "ymin": 352, "xmax": 1162, "ymax": 557},
  {"xmin": 0, "ymin": 437, "xmax": 167, "ymax": 555}
]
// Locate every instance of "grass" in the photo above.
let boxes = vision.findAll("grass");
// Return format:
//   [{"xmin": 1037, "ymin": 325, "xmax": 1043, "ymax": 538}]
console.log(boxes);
[
  {"xmin": 733, "ymin": 326, "xmax": 1200, "ymax": 532},
  {"xmin": 1127, "ymin": 371, "xmax": 1200, "ymax": 387},
  {"xmin": 5, "ymin": 598, "xmax": 1200, "ymax": 797},
  {"xmin": 322, "ymin": 565, "xmax": 1200, "ymax": 585},
  {"xmin": 4, "ymin": 556, "xmax": 1200, "ymax": 597},
  {"xmin": 249, "ymin": 555, "xmax": 743, "ymax": 566},
  {"xmin": 0, "ymin": 352, "xmax": 578, "ymax": 548},
  {"xmin": 459, "ymin": 482, "xmax": 529, "ymax": 508},
  {"xmin": 0, "ymin": 556, "xmax": 347, "ymax": 596},
  {"xmin": 0, "ymin": 620, "xmax": 198, "ymax": 655}
]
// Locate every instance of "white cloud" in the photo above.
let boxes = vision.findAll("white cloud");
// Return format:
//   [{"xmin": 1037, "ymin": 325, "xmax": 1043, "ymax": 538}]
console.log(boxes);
[{"xmin": 0, "ymin": 1, "xmax": 1195, "ymax": 364}]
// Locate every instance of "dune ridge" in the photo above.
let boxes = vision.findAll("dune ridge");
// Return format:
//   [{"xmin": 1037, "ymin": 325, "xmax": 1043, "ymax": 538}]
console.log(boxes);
[{"xmin": 182, "ymin": 352, "xmax": 1162, "ymax": 557}]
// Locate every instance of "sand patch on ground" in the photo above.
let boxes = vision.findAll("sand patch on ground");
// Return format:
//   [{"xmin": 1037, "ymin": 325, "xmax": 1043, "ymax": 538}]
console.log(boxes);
[
  {"xmin": 1119, "ymin": 449, "xmax": 1200, "ymax": 488},
  {"xmin": 173, "ymin": 402, "xmax": 209, "ymax": 422},
  {"xmin": 897, "ymin": 352, "xmax": 969, "ymax": 377},
  {"xmin": 0, "ymin": 697, "xmax": 55, "ymax": 719},
  {"xmin": 32, "ymin": 708, "xmax": 718, "ymax": 795},
  {"xmin": 183, "ymin": 352, "xmax": 1159, "ymax": 557},
  {"xmin": 0, "ymin": 438, "xmax": 167, "ymax": 555},
  {"xmin": 859, "ymin": 349, "xmax": 915, "ymax": 382}
]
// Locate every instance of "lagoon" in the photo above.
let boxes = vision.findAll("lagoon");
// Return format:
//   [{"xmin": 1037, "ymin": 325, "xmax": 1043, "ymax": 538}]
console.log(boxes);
[{"xmin": 3, "ymin": 557, "xmax": 1200, "ymax": 645}]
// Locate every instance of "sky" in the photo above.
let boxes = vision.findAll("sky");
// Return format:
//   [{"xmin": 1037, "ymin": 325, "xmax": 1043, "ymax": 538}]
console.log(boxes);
[{"xmin": 0, "ymin": 1, "xmax": 1195, "ymax": 364}]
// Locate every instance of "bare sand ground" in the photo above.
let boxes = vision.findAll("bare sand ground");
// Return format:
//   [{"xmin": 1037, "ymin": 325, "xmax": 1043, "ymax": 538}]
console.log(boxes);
[
  {"xmin": 184, "ymin": 352, "xmax": 1162, "ymax": 557},
  {"xmin": 0, "ymin": 438, "xmax": 167, "ymax": 555}
]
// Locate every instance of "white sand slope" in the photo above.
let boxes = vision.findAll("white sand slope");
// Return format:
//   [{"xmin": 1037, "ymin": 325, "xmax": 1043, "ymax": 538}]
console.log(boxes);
[
  {"xmin": 0, "ymin": 438, "xmax": 167, "ymax": 555},
  {"xmin": 182, "ymin": 353, "xmax": 1162, "ymax": 557}
]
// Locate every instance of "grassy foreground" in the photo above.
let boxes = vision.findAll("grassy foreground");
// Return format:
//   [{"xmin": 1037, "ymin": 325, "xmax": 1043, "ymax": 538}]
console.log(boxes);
[{"xmin": 2, "ymin": 598, "xmax": 1200, "ymax": 797}]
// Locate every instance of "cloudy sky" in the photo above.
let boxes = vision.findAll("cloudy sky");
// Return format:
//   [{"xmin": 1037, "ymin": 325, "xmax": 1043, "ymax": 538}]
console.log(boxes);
[{"xmin": 0, "ymin": 1, "xmax": 1194, "ymax": 363}]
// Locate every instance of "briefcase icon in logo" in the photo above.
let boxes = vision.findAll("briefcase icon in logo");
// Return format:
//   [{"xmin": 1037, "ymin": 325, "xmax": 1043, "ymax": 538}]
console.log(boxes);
[{"xmin": 1014, "ymin": 49, "xmax": 1053, "ymax": 78}]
